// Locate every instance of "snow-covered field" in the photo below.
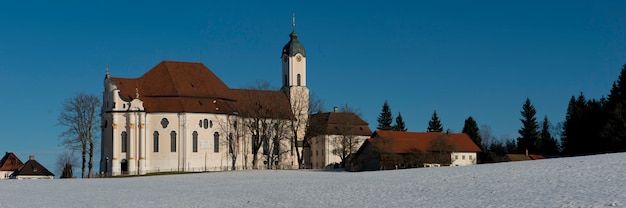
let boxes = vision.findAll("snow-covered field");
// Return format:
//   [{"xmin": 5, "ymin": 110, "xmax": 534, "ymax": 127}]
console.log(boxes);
[{"xmin": 1, "ymin": 153, "xmax": 625, "ymax": 208}]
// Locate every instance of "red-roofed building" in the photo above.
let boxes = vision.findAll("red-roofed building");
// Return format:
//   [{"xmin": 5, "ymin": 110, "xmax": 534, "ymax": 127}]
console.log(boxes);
[
  {"xmin": 0, "ymin": 152, "xmax": 24, "ymax": 179},
  {"xmin": 350, "ymin": 130, "xmax": 482, "ymax": 171},
  {"xmin": 101, "ymin": 28, "xmax": 310, "ymax": 176}
]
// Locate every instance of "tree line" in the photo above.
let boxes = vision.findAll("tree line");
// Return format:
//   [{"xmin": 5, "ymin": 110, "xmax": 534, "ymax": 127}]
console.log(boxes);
[{"xmin": 376, "ymin": 64, "xmax": 626, "ymax": 161}]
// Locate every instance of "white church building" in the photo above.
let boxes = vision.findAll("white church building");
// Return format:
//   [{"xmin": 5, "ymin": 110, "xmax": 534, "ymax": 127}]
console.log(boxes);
[{"xmin": 100, "ymin": 29, "xmax": 309, "ymax": 176}]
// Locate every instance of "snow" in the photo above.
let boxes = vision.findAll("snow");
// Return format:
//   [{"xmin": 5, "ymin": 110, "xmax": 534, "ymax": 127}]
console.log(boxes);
[{"xmin": 1, "ymin": 153, "xmax": 625, "ymax": 207}]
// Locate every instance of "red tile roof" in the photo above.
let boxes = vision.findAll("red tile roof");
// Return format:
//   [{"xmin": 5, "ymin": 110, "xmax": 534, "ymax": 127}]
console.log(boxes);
[
  {"xmin": 111, "ymin": 61, "xmax": 292, "ymax": 117},
  {"xmin": 505, "ymin": 154, "xmax": 545, "ymax": 161},
  {"xmin": 369, "ymin": 130, "xmax": 482, "ymax": 153},
  {"xmin": 0, "ymin": 152, "xmax": 24, "ymax": 171},
  {"xmin": 231, "ymin": 89, "xmax": 293, "ymax": 119},
  {"xmin": 308, "ymin": 112, "xmax": 371, "ymax": 136}
]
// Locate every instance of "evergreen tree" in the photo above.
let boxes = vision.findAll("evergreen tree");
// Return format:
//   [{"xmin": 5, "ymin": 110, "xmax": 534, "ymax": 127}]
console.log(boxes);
[
  {"xmin": 61, "ymin": 163, "xmax": 73, "ymax": 179},
  {"xmin": 537, "ymin": 116, "xmax": 559, "ymax": 155},
  {"xmin": 562, "ymin": 94, "xmax": 586, "ymax": 154},
  {"xmin": 427, "ymin": 110, "xmax": 443, "ymax": 132},
  {"xmin": 562, "ymin": 93, "xmax": 607, "ymax": 155},
  {"xmin": 462, "ymin": 116, "xmax": 482, "ymax": 150},
  {"xmin": 377, "ymin": 100, "xmax": 393, "ymax": 130},
  {"xmin": 601, "ymin": 64, "xmax": 626, "ymax": 152},
  {"xmin": 517, "ymin": 98, "xmax": 539, "ymax": 153},
  {"xmin": 392, "ymin": 112, "xmax": 407, "ymax": 131}
]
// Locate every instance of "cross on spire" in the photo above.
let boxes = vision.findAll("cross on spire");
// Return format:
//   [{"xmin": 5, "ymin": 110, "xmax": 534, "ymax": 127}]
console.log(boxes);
[
  {"xmin": 292, "ymin": 13, "xmax": 296, "ymax": 30},
  {"xmin": 105, "ymin": 64, "xmax": 110, "ymax": 79}
]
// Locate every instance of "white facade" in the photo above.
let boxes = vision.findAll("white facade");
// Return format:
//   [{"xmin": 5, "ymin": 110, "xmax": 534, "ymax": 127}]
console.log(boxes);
[
  {"xmin": 100, "ymin": 29, "xmax": 309, "ymax": 176},
  {"xmin": 0, "ymin": 171, "xmax": 14, "ymax": 179},
  {"xmin": 451, "ymin": 152, "xmax": 478, "ymax": 166},
  {"xmin": 310, "ymin": 135, "xmax": 370, "ymax": 169},
  {"xmin": 101, "ymin": 105, "xmax": 298, "ymax": 175},
  {"xmin": 12, "ymin": 175, "xmax": 54, "ymax": 180}
]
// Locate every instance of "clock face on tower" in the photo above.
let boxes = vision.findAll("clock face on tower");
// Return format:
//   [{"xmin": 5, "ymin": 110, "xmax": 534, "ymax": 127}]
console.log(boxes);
[{"xmin": 296, "ymin": 55, "xmax": 302, "ymax": 62}]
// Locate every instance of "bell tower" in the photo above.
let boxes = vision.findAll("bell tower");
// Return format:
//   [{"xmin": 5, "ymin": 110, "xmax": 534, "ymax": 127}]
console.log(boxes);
[
  {"xmin": 281, "ymin": 14, "xmax": 309, "ymax": 168},
  {"xmin": 282, "ymin": 14, "xmax": 307, "ymax": 89}
]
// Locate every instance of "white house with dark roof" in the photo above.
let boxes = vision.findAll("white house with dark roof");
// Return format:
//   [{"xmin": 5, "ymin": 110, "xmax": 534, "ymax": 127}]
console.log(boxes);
[
  {"xmin": 306, "ymin": 108, "xmax": 372, "ymax": 169},
  {"xmin": 10, "ymin": 155, "xmax": 54, "ymax": 180},
  {"xmin": 100, "ymin": 28, "xmax": 309, "ymax": 176}
]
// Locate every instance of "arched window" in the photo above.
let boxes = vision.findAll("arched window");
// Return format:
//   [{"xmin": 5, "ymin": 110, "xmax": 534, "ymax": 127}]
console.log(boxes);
[
  {"xmin": 121, "ymin": 131, "xmax": 128, "ymax": 153},
  {"xmin": 192, "ymin": 131, "xmax": 198, "ymax": 153},
  {"xmin": 170, "ymin": 131, "xmax": 177, "ymax": 152},
  {"xmin": 214, "ymin": 132, "xmax": 220, "ymax": 153},
  {"xmin": 228, "ymin": 133, "xmax": 234, "ymax": 154},
  {"xmin": 203, "ymin": 119, "xmax": 209, "ymax": 129},
  {"xmin": 297, "ymin": 74, "xmax": 301, "ymax": 86},
  {"xmin": 153, "ymin": 131, "xmax": 159, "ymax": 152}
]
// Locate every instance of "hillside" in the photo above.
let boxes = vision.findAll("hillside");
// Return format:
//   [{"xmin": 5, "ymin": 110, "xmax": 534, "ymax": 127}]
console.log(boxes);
[{"xmin": 1, "ymin": 153, "xmax": 624, "ymax": 207}]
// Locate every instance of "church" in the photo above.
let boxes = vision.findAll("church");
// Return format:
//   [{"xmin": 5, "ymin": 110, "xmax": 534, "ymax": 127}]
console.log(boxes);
[{"xmin": 100, "ymin": 28, "xmax": 309, "ymax": 176}]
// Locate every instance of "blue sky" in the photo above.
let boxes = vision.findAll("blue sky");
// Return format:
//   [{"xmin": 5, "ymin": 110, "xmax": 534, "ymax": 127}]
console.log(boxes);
[{"xmin": 1, "ymin": 1, "xmax": 625, "ymax": 174}]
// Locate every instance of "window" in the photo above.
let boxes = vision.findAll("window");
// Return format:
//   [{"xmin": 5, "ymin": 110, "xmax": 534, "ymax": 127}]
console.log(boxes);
[
  {"xmin": 455, "ymin": 155, "xmax": 458, "ymax": 160},
  {"xmin": 199, "ymin": 120, "xmax": 202, "ymax": 128},
  {"xmin": 273, "ymin": 137, "xmax": 279, "ymax": 155},
  {"xmin": 462, "ymin": 155, "xmax": 466, "ymax": 160},
  {"xmin": 210, "ymin": 120, "xmax": 213, "ymax": 128},
  {"xmin": 121, "ymin": 131, "xmax": 128, "ymax": 153},
  {"xmin": 170, "ymin": 131, "xmax": 177, "ymax": 152},
  {"xmin": 214, "ymin": 132, "xmax": 220, "ymax": 153},
  {"xmin": 252, "ymin": 135, "xmax": 258, "ymax": 151},
  {"xmin": 297, "ymin": 74, "xmax": 301, "ymax": 86},
  {"xmin": 153, "ymin": 131, "xmax": 159, "ymax": 152},
  {"xmin": 469, "ymin": 155, "xmax": 473, "ymax": 160},
  {"xmin": 203, "ymin": 119, "xmax": 208, "ymax": 129},
  {"xmin": 228, "ymin": 133, "xmax": 234, "ymax": 154},
  {"xmin": 161, "ymin": 118, "xmax": 169, "ymax": 128},
  {"xmin": 192, "ymin": 131, "xmax": 198, "ymax": 153}
]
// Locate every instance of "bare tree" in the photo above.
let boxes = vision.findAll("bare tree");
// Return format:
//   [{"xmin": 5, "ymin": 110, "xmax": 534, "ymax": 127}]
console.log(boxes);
[
  {"xmin": 370, "ymin": 136, "xmax": 397, "ymax": 170},
  {"xmin": 264, "ymin": 119, "xmax": 291, "ymax": 169},
  {"xmin": 302, "ymin": 93, "xmax": 325, "ymax": 168},
  {"xmin": 58, "ymin": 93, "xmax": 100, "ymax": 178},
  {"xmin": 214, "ymin": 114, "xmax": 248, "ymax": 170},
  {"xmin": 330, "ymin": 104, "xmax": 363, "ymax": 166},
  {"xmin": 56, "ymin": 150, "xmax": 77, "ymax": 179},
  {"xmin": 479, "ymin": 124, "xmax": 494, "ymax": 150},
  {"xmin": 428, "ymin": 134, "xmax": 456, "ymax": 165},
  {"xmin": 285, "ymin": 87, "xmax": 310, "ymax": 168},
  {"xmin": 237, "ymin": 80, "xmax": 293, "ymax": 169}
]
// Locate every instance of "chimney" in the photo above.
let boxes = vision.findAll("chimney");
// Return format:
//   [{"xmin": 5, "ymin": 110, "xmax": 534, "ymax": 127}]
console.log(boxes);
[
  {"xmin": 29, "ymin": 155, "xmax": 35, "ymax": 161},
  {"xmin": 334, "ymin": 107, "xmax": 338, "ymax": 112}
]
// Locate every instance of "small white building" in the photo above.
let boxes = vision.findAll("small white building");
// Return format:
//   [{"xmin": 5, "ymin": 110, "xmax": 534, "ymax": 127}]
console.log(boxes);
[
  {"xmin": 307, "ymin": 108, "xmax": 371, "ymax": 169},
  {"xmin": 0, "ymin": 152, "xmax": 24, "ymax": 179},
  {"xmin": 10, "ymin": 155, "xmax": 54, "ymax": 180}
]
